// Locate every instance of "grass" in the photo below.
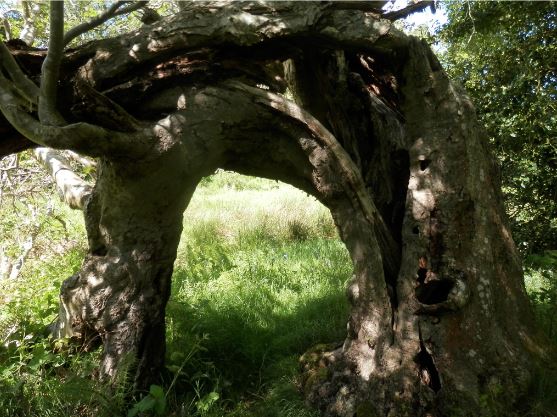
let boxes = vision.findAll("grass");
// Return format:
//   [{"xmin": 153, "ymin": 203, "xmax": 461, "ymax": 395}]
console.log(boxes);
[
  {"xmin": 0, "ymin": 170, "xmax": 555, "ymax": 416},
  {"xmin": 166, "ymin": 173, "xmax": 349, "ymax": 416}
]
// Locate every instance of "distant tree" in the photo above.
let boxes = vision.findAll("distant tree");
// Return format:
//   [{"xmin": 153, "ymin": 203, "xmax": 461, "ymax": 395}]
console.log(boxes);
[
  {"xmin": 0, "ymin": 2, "xmax": 553, "ymax": 416},
  {"xmin": 439, "ymin": 1, "xmax": 557, "ymax": 253}
]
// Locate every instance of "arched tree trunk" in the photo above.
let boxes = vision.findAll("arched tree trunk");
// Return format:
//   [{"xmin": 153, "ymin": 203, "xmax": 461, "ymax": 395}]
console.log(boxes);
[{"xmin": 0, "ymin": 2, "xmax": 552, "ymax": 415}]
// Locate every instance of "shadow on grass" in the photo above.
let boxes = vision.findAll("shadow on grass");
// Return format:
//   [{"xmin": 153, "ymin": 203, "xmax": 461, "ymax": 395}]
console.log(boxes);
[{"xmin": 166, "ymin": 259, "xmax": 348, "ymax": 416}]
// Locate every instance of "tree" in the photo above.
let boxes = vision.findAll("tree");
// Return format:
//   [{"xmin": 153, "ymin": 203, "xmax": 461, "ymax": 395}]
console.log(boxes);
[
  {"xmin": 438, "ymin": 1, "xmax": 557, "ymax": 253},
  {"xmin": 0, "ymin": 2, "xmax": 553, "ymax": 416}
]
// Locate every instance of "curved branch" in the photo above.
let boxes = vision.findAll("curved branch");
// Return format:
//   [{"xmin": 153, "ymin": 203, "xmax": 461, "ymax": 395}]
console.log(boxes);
[
  {"xmin": 0, "ymin": 42, "xmax": 39, "ymax": 103},
  {"xmin": 226, "ymin": 81, "xmax": 400, "ymax": 278},
  {"xmin": 38, "ymin": 1, "xmax": 65, "ymax": 125},
  {"xmin": 0, "ymin": 75, "xmax": 149, "ymax": 158},
  {"xmin": 71, "ymin": 3, "xmax": 407, "ymax": 89},
  {"xmin": 63, "ymin": 1, "xmax": 148, "ymax": 47}
]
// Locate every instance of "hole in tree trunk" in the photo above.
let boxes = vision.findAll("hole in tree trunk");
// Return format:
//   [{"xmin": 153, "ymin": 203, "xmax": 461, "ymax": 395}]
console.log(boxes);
[
  {"xmin": 415, "ymin": 279, "xmax": 454, "ymax": 305},
  {"xmin": 92, "ymin": 245, "xmax": 107, "ymax": 256},
  {"xmin": 419, "ymin": 159, "xmax": 431, "ymax": 171},
  {"xmin": 417, "ymin": 267, "xmax": 428, "ymax": 284},
  {"xmin": 415, "ymin": 339, "xmax": 441, "ymax": 392}
]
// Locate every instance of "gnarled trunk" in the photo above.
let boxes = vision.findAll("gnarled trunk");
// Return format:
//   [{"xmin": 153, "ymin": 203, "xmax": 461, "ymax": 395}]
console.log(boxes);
[
  {"xmin": 294, "ymin": 38, "xmax": 551, "ymax": 417},
  {"xmin": 54, "ymin": 152, "xmax": 200, "ymax": 388},
  {"xmin": 1, "ymin": 2, "xmax": 551, "ymax": 415}
]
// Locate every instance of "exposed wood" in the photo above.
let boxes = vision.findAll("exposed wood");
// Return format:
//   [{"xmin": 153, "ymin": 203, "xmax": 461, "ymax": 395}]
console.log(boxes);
[{"xmin": 33, "ymin": 147, "xmax": 92, "ymax": 210}]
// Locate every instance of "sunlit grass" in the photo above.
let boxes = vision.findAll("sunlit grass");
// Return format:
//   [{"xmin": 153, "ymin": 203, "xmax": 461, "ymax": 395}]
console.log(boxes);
[{"xmin": 167, "ymin": 171, "xmax": 350, "ymax": 416}]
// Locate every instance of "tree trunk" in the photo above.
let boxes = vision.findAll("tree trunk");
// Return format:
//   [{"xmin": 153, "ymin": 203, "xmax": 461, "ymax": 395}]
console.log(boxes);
[
  {"xmin": 294, "ymin": 38, "xmax": 552, "ymax": 417},
  {"xmin": 53, "ymin": 151, "xmax": 201, "ymax": 389}
]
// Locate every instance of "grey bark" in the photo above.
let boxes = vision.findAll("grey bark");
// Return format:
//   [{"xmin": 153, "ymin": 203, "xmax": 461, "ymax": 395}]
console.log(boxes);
[{"xmin": 0, "ymin": 2, "xmax": 552, "ymax": 415}]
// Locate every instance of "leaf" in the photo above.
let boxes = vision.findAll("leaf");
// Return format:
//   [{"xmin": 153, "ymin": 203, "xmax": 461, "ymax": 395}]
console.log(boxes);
[
  {"xmin": 149, "ymin": 384, "xmax": 165, "ymax": 399},
  {"xmin": 197, "ymin": 391, "xmax": 219, "ymax": 413}
]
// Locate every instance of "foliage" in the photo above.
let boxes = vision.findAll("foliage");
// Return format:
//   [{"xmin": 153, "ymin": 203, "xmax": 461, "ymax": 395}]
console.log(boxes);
[
  {"xmin": 438, "ymin": 1, "xmax": 557, "ymax": 253},
  {"xmin": 0, "ymin": 1, "xmax": 181, "ymax": 47}
]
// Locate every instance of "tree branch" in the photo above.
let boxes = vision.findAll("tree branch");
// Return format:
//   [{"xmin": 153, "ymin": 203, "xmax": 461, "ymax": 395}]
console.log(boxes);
[
  {"xmin": 38, "ymin": 1, "xmax": 65, "ymax": 125},
  {"xmin": 33, "ymin": 147, "xmax": 92, "ymax": 210},
  {"xmin": 0, "ymin": 74, "xmax": 148, "ymax": 157},
  {"xmin": 329, "ymin": 1, "xmax": 387, "ymax": 13},
  {"xmin": 0, "ymin": 42, "xmax": 39, "ymax": 103},
  {"xmin": 382, "ymin": 1, "xmax": 434, "ymax": 21},
  {"xmin": 20, "ymin": 1, "xmax": 38, "ymax": 46},
  {"xmin": 63, "ymin": 1, "xmax": 148, "ymax": 47},
  {"xmin": 1, "ymin": 13, "xmax": 13, "ymax": 40}
]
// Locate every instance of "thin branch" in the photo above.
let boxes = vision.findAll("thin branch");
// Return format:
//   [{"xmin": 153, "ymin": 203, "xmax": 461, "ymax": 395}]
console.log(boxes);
[
  {"xmin": 0, "ymin": 41, "xmax": 39, "ymax": 103},
  {"xmin": 63, "ymin": 1, "xmax": 148, "ymax": 47},
  {"xmin": 19, "ymin": 1, "xmax": 38, "ymax": 46},
  {"xmin": 382, "ymin": 1, "xmax": 433, "ymax": 21},
  {"xmin": 466, "ymin": 1, "xmax": 476, "ymax": 44},
  {"xmin": 38, "ymin": 1, "xmax": 65, "ymax": 125},
  {"xmin": 1, "ymin": 14, "xmax": 13, "ymax": 40}
]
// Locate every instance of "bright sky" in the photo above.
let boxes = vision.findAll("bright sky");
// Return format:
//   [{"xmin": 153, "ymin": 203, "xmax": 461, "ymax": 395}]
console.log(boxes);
[{"xmin": 388, "ymin": 0, "xmax": 448, "ymax": 33}]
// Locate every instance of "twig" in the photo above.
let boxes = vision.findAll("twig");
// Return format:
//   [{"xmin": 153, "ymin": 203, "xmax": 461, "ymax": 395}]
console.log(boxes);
[
  {"xmin": 466, "ymin": 0, "xmax": 476, "ymax": 44},
  {"xmin": 63, "ymin": 1, "xmax": 148, "ymax": 47}
]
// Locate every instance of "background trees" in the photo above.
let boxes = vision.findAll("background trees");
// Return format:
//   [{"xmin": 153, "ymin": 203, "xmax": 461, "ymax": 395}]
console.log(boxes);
[{"xmin": 438, "ymin": 1, "xmax": 557, "ymax": 253}]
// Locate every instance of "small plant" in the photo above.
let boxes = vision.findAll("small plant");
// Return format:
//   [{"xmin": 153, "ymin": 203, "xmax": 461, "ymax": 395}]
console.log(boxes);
[{"xmin": 127, "ymin": 385, "xmax": 166, "ymax": 417}]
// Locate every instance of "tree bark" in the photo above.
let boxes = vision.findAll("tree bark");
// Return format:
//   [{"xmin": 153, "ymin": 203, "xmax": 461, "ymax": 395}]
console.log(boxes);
[{"xmin": 294, "ymin": 38, "xmax": 552, "ymax": 417}]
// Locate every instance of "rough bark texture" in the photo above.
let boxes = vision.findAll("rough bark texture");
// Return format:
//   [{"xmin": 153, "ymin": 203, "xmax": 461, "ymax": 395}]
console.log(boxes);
[
  {"xmin": 293, "ymin": 38, "xmax": 551, "ymax": 417},
  {"xmin": 0, "ymin": 2, "xmax": 552, "ymax": 415}
]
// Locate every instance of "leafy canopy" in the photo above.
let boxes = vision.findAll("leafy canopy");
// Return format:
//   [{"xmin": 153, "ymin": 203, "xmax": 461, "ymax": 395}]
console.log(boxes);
[{"xmin": 439, "ymin": 1, "xmax": 557, "ymax": 252}]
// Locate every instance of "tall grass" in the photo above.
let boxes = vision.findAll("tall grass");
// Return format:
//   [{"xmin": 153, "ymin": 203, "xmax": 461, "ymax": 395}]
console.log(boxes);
[{"xmin": 166, "ymin": 171, "xmax": 349, "ymax": 416}]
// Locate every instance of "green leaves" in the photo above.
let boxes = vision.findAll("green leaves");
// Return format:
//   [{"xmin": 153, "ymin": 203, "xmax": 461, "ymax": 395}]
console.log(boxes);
[
  {"xmin": 127, "ymin": 384, "xmax": 167, "ymax": 417},
  {"xmin": 439, "ymin": 1, "xmax": 557, "ymax": 252},
  {"xmin": 196, "ymin": 391, "xmax": 219, "ymax": 415}
]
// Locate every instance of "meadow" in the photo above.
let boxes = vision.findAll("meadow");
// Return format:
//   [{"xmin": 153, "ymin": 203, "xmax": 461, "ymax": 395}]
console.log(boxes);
[{"xmin": 0, "ymin": 171, "xmax": 555, "ymax": 417}]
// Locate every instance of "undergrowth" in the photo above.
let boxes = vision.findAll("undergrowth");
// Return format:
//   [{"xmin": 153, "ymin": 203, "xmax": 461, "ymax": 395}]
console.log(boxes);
[{"xmin": 0, "ymin": 170, "xmax": 555, "ymax": 416}]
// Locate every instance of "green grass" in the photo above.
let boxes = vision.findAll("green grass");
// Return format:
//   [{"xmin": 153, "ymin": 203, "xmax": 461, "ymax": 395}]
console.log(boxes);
[
  {"xmin": 0, "ymin": 170, "xmax": 556, "ymax": 416},
  {"xmin": 165, "ymin": 171, "xmax": 349, "ymax": 416}
]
